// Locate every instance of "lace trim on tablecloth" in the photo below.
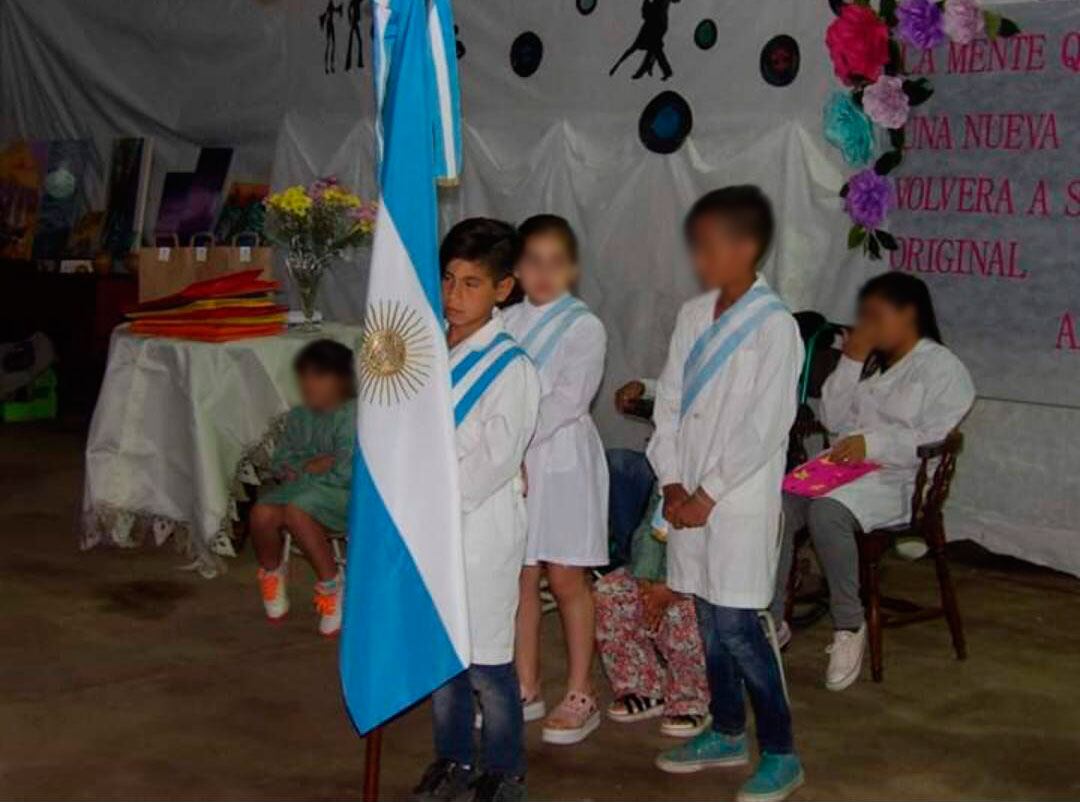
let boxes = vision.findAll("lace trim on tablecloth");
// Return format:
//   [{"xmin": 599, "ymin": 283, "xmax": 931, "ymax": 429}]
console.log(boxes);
[{"xmin": 80, "ymin": 413, "xmax": 288, "ymax": 579}]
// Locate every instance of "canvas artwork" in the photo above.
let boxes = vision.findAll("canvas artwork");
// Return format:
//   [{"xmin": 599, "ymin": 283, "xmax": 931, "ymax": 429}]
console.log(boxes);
[
  {"xmin": 32, "ymin": 139, "xmax": 94, "ymax": 259},
  {"xmin": 0, "ymin": 141, "xmax": 47, "ymax": 260},
  {"xmin": 101, "ymin": 137, "xmax": 154, "ymax": 256}
]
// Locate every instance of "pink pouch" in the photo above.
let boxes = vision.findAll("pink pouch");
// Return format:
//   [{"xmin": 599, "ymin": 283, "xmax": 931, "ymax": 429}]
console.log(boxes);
[{"xmin": 783, "ymin": 453, "xmax": 880, "ymax": 498}]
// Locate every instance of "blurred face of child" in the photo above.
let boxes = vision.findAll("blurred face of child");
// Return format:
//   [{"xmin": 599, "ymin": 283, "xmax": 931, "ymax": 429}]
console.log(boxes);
[
  {"xmin": 516, "ymin": 231, "xmax": 578, "ymax": 305},
  {"xmin": 299, "ymin": 368, "xmax": 350, "ymax": 412},
  {"xmin": 442, "ymin": 259, "xmax": 514, "ymax": 331},
  {"xmin": 856, "ymin": 295, "xmax": 918, "ymax": 354},
  {"xmin": 688, "ymin": 217, "xmax": 759, "ymax": 290}
]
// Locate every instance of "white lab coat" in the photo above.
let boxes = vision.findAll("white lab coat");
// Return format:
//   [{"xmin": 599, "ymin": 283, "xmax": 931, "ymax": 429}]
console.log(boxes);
[
  {"xmin": 821, "ymin": 338, "xmax": 975, "ymax": 530},
  {"xmin": 452, "ymin": 315, "xmax": 541, "ymax": 664},
  {"xmin": 648, "ymin": 278, "xmax": 803, "ymax": 609},
  {"xmin": 503, "ymin": 296, "xmax": 609, "ymax": 566}
]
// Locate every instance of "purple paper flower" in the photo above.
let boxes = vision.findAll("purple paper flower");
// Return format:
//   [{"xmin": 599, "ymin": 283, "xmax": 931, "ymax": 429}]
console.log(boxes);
[
  {"xmin": 943, "ymin": 0, "xmax": 985, "ymax": 45},
  {"xmin": 862, "ymin": 75, "xmax": 910, "ymax": 130},
  {"xmin": 844, "ymin": 169, "xmax": 894, "ymax": 230},
  {"xmin": 897, "ymin": 0, "xmax": 946, "ymax": 50}
]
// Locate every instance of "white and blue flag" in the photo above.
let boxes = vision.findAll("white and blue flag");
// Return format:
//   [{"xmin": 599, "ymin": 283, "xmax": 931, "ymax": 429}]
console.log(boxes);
[{"xmin": 341, "ymin": 0, "xmax": 466, "ymax": 735}]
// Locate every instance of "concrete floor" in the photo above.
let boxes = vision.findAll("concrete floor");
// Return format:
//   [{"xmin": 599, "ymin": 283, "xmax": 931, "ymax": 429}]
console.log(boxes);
[{"xmin": 2, "ymin": 421, "xmax": 1079, "ymax": 801}]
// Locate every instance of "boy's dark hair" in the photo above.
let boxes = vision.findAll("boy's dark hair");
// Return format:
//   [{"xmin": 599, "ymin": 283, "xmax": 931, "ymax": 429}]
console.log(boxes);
[
  {"xmin": 684, "ymin": 185, "xmax": 775, "ymax": 263},
  {"xmin": 294, "ymin": 339, "xmax": 356, "ymax": 386},
  {"xmin": 518, "ymin": 214, "xmax": 579, "ymax": 262},
  {"xmin": 439, "ymin": 217, "xmax": 521, "ymax": 282}
]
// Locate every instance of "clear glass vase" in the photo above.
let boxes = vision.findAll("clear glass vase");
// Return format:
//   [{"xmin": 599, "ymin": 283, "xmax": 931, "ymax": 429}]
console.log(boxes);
[{"xmin": 285, "ymin": 252, "xmax": 327, "ymax": 331}]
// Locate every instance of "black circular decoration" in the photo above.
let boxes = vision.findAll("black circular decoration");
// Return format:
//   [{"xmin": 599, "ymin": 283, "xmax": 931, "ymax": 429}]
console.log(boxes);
[
  {"xmin": 759, "ymin": 34, "xmax": 800, "ymax": 87},
  {"xmin": 638, "ymin": 91, "xmax": 693, "ymax": 155},
  {"xmin": 455, "ymin": 24, "xmax": 465, "ymax": 59},
  {"xmin": 510, "ymin": 32, "xmax": 544, "ymax": 78},
  {"xmin": 828, "ymin": 0, "xmax": 846, "ymax": 15},
  {"xmin": 694, "ymin": 19, "xmax": 718, "ymax": 50},
  {"xmin": 576, "ymin": 0, "xmax": 597, "ymax": 15}
]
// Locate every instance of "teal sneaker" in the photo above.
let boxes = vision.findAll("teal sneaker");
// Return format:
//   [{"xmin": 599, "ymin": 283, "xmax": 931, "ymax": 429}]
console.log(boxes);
[
  {"xmin": 655, "ymin": 729, "xmax": 749, "ymax": 774},
  {"xmin": 736, "ymin": 752, "xmax": 805, "ymax": 802}
]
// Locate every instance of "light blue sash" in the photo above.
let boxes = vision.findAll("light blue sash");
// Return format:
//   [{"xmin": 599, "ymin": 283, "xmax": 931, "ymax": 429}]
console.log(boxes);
[
  {"xmin": 680, "ymin": 287, "xmax": 788, "ymax": 419},
  {"xmin": 519, "ymin": 295, "xmax": 590, "ymax": 369},
  {"xmin": 451, "ymin": 332, "xmax": 528, "ymax": 427}
]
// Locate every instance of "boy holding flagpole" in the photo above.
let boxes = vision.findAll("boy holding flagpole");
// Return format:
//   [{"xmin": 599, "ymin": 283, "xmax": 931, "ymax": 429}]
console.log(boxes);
[
  {"xmin": 410, "ymin": 218, "xmax": 540, "ymax": 802},
  {"xmin": 647, "ymin": 187, "xmax": 806, "ymax": 802}
]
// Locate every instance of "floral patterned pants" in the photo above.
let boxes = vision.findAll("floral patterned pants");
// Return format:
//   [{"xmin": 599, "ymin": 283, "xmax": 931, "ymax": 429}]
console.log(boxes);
[{"xmin": 594, "ymin": 568, "xmax": 709, "ymax": 716}]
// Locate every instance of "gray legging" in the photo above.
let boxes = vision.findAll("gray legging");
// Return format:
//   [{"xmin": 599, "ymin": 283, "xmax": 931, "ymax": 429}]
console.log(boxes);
[{"xmin": 770, "ymin": 493, "xmax": 864, "ymax": 631}]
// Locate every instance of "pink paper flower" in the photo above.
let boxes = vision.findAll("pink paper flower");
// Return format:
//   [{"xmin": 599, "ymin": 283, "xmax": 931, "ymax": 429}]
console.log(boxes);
[
  {"xmin": 825, "ymin": 4, "xmax": 891, "ymax": 86},
  {"xmin": 943, "ymin": 0, "xmax": 985, "ymax": 45},
  {"xmin": 862, "ymin": 75, "xmax": 911, "ymax": 130}
]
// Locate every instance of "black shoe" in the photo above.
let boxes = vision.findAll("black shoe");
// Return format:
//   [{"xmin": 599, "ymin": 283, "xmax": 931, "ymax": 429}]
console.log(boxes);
[
  {"xmin": 411, "ymin": 759, "xmax": 475, "ymax": 802},
  {"xmin": 470, "ymin": 772, "xmax": 527, "ymax": 802}
]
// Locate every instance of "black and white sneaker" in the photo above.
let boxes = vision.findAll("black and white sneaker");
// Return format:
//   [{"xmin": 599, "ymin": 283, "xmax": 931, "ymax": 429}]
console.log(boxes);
[
  {"xmin": 660, "ymin": 713, "xmax": 712, "ymax": 738},
  {"xmin": 411, "ymin": 758, "xmax": 475, "ymax": 802},
  {"xmin": 606, "ymin": 693, "xmax": 664, "ymax": 723}
]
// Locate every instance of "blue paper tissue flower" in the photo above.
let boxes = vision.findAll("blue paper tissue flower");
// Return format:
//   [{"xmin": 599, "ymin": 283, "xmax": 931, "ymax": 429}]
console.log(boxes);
[{"xmin": 823, "ymin": 91, "xmax": 875, "ymax": 167}]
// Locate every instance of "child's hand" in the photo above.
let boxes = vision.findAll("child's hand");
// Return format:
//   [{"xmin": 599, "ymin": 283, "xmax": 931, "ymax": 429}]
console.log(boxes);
[
  {"xmin": 661, "ymin": 483, "xmax": 690, "ymax": 524},
  {"xmin": 641, "ymin": 582, "xmax": 678, "ymax": 630},
  {"xmin": 303, "ymin": 454, "xmax": 336, "ymax": 475},
  {"xmin": 831, "ymin": 435, "xmax": 867, "ymax": 465},
  {"xmin": 842, "ymin": 325, "xmax": 875, "ymax": 363},
  {"xmin": 673, "ymin": 488, "xmax": 715, "ymax": 529},
  {"xmin": 615, "ymin": 380, "xmax": 646, "ymax": 414}
]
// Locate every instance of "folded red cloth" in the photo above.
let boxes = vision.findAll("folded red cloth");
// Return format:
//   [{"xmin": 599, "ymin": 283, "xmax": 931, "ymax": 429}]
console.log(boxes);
[
  {"xmin": 128, "ymin": 269, "xmax": 280, "ymax": 314},
  {"xmin": 131, "ymin": 304, "xmax": 288, "ymax": 321}
]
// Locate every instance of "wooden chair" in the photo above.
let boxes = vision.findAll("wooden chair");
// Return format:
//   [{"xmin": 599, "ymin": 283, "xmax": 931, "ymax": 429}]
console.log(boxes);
[{"xmin": 857, "ymin": 430, "xmax": 967, "ymax": 682}]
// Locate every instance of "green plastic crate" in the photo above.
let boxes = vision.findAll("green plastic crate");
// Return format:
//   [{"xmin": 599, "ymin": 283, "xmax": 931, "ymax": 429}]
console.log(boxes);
[{"xmin": 2, "ymin": 368, "xmax": 58, "ymax": 422}]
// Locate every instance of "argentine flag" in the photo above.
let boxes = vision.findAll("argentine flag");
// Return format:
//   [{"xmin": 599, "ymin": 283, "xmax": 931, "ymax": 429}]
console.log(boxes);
[{"xmin": 341, "ymin": 0, "xmax": 466, "ymax": 734}]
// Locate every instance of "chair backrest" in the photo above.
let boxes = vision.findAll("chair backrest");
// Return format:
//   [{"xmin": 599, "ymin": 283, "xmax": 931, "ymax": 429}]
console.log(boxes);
[
  {"xmin": 908, "ymin": 429, "xmax": 963, "ymax": 544},
  {"xmin": 787, "ymin": 312, "xmax": 843, "ymax": 470}
]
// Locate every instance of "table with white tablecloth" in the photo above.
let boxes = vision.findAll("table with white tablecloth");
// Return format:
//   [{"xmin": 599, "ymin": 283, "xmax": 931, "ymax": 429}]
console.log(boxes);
[{"xmin": 80, "ymin": 323, "xmax": 363, "ymax": 577}]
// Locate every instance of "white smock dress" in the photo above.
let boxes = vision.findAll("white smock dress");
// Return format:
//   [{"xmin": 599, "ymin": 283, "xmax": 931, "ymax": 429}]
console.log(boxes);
[
  {"xmin": 449, "ymin": 314, "xmax": 541, "ymax": 664},
  {"xmin": 647, "ymin": 278, "xmax": 803, "ymax": 609},
  {"xmin": 502, "ymin": 294, "xmax": 610, "ymax": 567},
  {"xmin": 820, "ymin": 338, "xmax": 975, "ymax": 530}
]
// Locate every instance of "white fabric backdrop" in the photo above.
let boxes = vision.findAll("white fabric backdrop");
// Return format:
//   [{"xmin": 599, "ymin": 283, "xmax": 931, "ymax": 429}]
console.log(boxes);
[{"xmin": 2, "ymin": 0, "xmax": 1076, "ymax": 576}]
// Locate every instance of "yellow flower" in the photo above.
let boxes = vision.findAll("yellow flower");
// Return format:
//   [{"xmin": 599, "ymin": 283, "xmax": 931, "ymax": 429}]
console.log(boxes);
[
  {"xmin": 268, "ymin": 185, "xmax": 313, "ymax": 218},
  {"xmin": 322, "ymin": 186, "xmax": 362, "ymax": 208}
]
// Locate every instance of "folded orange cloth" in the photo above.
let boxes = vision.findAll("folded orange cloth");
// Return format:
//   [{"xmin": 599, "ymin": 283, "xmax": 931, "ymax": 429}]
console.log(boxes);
[
  {"xmin": 130, "ymin": 307, "xmax": 287, "ymax": 323},
  {"xmin": 133, "ymin": 314, "xmax": 286, "ymax": 326},
  {"xmin": 128, "ymin": 299, "xmax": 282, "ymax": 319},
  {"xmin": 129, "ymin": 322, "xmax": 286, "ymax": 342}
]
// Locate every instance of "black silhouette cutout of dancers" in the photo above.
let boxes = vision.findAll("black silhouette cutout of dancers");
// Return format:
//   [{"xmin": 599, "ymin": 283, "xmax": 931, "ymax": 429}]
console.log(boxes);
[
  {"xmin": 610, "ymin": 0, "xmax": 682, "ymax": 81},
  {"xmin": 319, "ymin": 0, "xmax": 343, "ymax": 74},
  {"xmin": 345, "ymin": 0, "xmax": 364, "ymax": 71}
]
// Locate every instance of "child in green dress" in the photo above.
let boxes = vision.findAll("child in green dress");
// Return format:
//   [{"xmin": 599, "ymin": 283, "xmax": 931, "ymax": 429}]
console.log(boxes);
[{"xmin": 250, "ymin": 339, "xmax": 357, "ymax": 636}]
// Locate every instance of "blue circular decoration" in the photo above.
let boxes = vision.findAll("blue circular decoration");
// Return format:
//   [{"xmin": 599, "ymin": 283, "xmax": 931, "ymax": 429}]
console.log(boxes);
[
  {"xmin": 510, "ymin": 31, "xmax": 544, "ymax": 78},
  {"xmin": 694, "ymin": 19, "xmax": 718, "ymax": 50},
  {"xmin": 576, "ymin": 0, "xmax": 597, "ymax": 15},
  {"xmin": 760, "ymin": 34, "xmax": 800, "ymax": 87},
  {"xmin": 639, "ymin": 91, "xmax": 693, "ymax": 155}
]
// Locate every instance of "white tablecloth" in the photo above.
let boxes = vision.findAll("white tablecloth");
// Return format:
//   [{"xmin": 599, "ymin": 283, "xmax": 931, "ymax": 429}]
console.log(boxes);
[{"xmin": 80, "ymin": 323, "xmax": 363, "ymax": 577}]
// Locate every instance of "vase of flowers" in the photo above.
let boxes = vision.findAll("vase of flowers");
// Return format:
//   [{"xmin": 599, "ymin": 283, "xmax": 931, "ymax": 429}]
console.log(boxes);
[{"xmin": 265, "ymin": 178, "xmax": 377, "ymax": 329}]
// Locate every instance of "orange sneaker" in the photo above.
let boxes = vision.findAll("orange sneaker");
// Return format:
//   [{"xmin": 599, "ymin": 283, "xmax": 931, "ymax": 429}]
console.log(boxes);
[
  {"xmin": 313, "ymin": 572, "xmax": 344, "ymax": 637},
  {"xmin": 257, "ymin": 563, "xmax": 289, "ymax": 621}
]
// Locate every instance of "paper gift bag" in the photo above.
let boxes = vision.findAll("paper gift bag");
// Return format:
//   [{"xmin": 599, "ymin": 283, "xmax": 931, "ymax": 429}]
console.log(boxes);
[
  {"xmin": 215, "ymin": 232, "xmax": 274, "ymax": 281},
  {"xmin": 136, "ymin": 235, "xmax": 201, "ymax": 302}
]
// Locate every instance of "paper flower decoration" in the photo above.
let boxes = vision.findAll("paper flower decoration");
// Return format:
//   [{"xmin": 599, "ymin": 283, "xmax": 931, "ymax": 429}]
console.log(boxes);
[
  {"xmin": 825, "ymin": 4, "xmax": 891, "ymax": 85},
  {"xmin": 844, "ymin": 169, "xmax": 895, "ymax": 230},
  {"xmin": 823, "ymin": 91, "xmax": 875, "ymax": 167},
  {"xmin": 862, "ymin": 75, "xmax": 911, "ymax": 130},
  {"xmin": 943, "ymin": 0, "xmax": 985, "ymax": 45},
  {"xmin": 897, "ymin": 0, "xmax": 946, "ymax": 50}
]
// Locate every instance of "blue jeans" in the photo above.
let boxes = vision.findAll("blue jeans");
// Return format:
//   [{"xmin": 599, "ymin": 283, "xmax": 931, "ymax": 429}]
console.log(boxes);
[
  {"xmin": 606, "ymin": 448, "xmax": 656, "ymax": 568},
  {"xmin": 694, "ymin": 598, "xmax": 795, "ymax": 755},
  {"xmin": 432, "ymin": 663, "xmax": 525, "ymax": 777}
]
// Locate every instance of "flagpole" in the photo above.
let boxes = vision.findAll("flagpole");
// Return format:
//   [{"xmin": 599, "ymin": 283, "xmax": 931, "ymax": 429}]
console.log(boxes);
[{"xmin": 363, "ymin": 726, "xmax": 384, "ymax": 802}]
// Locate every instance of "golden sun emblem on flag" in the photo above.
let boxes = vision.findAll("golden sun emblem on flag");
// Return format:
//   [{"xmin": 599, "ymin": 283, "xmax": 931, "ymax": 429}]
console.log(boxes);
[{"xmin": 357, "ymin": 300, "xmax": 433, "ymax": 405}]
